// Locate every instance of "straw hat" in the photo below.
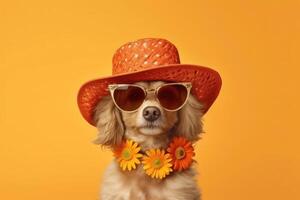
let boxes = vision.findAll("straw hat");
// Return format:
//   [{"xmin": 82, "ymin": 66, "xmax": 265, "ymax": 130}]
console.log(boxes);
[{"xmin": 78, "ymin": 38, "xmax": 222, "ymax": 126}]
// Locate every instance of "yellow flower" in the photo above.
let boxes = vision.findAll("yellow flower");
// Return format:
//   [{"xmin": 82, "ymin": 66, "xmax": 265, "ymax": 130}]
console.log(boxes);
[
  {"xmin": 114, "ymin": 140, "xmax": 143, "ymax": 171},
  {"xmin": 142, "ymin": 149, "xmax": 173, "ymax": 179}
]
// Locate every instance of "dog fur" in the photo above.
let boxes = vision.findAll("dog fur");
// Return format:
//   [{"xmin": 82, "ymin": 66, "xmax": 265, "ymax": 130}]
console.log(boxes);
[{"xmin": 93, "ymin": 81, "xmax": 204, "ymax": 200}]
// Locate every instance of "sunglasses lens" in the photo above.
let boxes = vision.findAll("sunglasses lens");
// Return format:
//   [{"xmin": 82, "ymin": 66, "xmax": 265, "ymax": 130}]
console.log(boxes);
[
  {"xmin": 113, "ymin": 85, "xmax": 145, "ymax": 111},
  {"xmin": 157, "ymin": 84, "xmax": 188, "ymax": 110}
]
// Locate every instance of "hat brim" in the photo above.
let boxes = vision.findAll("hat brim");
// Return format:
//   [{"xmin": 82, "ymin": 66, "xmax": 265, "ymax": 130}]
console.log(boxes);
[{"xmin": 77, "ymin": 64, "xmax": 222, "ymax": 126}]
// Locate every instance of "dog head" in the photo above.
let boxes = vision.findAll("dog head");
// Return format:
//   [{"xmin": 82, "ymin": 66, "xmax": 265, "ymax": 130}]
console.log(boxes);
[{"xmin": 93, "ymin": 81, "xmax": 204, "ymax": 148}]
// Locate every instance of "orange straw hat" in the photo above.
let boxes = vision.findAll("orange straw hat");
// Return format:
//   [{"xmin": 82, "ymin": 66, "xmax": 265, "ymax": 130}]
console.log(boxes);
[{"xmin": 78, "ymin": 38, "xmax": 222, "ymax": 126}]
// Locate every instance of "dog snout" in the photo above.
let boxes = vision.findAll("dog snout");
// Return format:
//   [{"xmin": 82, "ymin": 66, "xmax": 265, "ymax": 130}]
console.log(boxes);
[{"xmin": 143, "ymin": 106, "xmax": 161, "ymax": 122}]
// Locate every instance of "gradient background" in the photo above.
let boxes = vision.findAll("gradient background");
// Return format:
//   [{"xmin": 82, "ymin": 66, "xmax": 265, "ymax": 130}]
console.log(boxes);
[{"xmin": 1, "ymin": 0, "xmax": 299, "ymax": 199}]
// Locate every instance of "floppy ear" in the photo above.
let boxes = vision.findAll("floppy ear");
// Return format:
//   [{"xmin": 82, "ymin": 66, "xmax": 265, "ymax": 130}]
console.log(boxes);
[
  {"xmin": 93, "ymin": 95, "xmax": 125, "ymax": 148},
  {"xmin": 173, "ymin": 94, "xmax": 204, "ymax": 142}
]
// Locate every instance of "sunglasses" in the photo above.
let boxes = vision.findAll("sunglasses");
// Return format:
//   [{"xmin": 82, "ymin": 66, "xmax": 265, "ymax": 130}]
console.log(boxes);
[{"xmin": 108, "ymin": 82, "xmax": 192, "ymax": 112}]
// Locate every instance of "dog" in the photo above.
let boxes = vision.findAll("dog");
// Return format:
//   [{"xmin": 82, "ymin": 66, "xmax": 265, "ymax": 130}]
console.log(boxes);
[{"xmin": 93, "ymin": 81, "xmax": 204, "ymax": 200}]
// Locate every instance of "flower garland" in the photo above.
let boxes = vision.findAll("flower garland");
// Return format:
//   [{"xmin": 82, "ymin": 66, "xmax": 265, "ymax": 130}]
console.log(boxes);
[{"xmin": 113, "ymin": 136, "xmax": 195, "ymax": 179}]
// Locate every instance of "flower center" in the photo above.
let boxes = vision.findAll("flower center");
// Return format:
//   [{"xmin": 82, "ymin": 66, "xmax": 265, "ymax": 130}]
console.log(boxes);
[
  {"xmin": 121, "ymin": 148, "xmax": 132, "ymax": 160},
  {"xmin": 175, "ymin": 146, "xmax": 186, "ymax": 160},
  {"xmin": 152, "ymin": 158, "xmax": 163, "ymax": 169}
]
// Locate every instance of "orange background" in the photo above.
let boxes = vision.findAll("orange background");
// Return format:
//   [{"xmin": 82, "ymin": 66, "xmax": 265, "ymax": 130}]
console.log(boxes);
[{"xmin": 1, "ymin": 0, "xmax": 299, "ymax": 199}]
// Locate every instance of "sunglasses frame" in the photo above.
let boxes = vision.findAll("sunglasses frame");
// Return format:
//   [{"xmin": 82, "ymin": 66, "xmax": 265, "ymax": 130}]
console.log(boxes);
[{"xmin": 108, "ymin": 82, "xmax": 192, "ymax": 113}]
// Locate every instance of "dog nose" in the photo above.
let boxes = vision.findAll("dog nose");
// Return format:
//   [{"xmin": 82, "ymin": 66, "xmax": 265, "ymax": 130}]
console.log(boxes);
[{"xmin": 143, "ymin": 106, "xmax": 161, "ymax": 122}]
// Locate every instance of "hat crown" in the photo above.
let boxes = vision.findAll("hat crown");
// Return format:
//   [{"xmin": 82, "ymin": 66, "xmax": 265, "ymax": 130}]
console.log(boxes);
[{"xmin": 112, "ymin": 38, "xmax": 180, "ymax": 75}]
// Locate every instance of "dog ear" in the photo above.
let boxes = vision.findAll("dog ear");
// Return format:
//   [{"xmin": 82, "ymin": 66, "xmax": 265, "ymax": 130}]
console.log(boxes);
[
  {"xmin": 173, "ymin": 95, "xmax": 204, "ymax": 142},
  {"xmin": 92, "ymin": 95, "xmax": 125, "ymax": 148}
]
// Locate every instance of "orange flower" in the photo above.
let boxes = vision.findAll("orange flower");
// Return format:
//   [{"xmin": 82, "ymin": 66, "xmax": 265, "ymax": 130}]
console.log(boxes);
[
  {"xmin": 114, "ymin": 140, "xmax": 143, "ymax": 171},
  {"xmin": 167, "ymin": 137, "xmax": 195, "ymax": 171},
  {"xmin": 142, "ymin": 149, "xmax": 173, "ymax": 179}
]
